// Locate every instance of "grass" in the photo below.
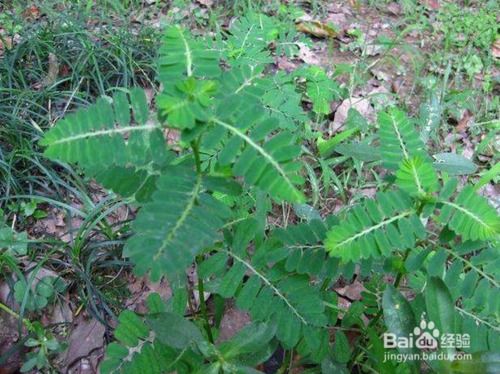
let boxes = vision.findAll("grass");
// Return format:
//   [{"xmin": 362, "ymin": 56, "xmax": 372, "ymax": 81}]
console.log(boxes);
[{"xmin": 0, "ymin": 3, "xmax": 162, "ymax": 359}]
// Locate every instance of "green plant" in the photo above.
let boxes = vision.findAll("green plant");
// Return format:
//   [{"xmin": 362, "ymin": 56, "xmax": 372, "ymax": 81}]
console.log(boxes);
[
  {"xmin": 39, "ymin": 17, "xmax": 499, "ymax": 374},
  {"xmin": 21, "ymin": 322, "xmax": 62, "ymax": 373}
]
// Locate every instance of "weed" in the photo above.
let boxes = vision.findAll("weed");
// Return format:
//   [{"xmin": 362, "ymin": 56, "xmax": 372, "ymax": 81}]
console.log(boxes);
[{"xmin": 39, "ymin": 16, "xmax": 500, "ymax": 373}]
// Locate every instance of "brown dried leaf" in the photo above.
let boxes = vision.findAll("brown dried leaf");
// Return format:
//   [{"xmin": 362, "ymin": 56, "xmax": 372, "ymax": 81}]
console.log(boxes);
[
  {"xmin": 421, "ymin": 0, "xmax": 440, "ymax": 10},
  {"xmin": 195, "ymin": 0, "xmax": 214, "ymax": 6},
  {"xmin": 456, "ymin": 109, "xmax": 473, "ymax": 133},
  {"xmin": 275, "ymin": 56, "xmax": 298, "ymax": 72},
  {"xmin": 330, "ymin": 97, "xmax": 374, "ymax": 134},
  {"xmin": 297, "ymin": 43, "xmax": 320, "ymax": 65},
  {"xmin": 22, "ymin": 5, "xmax": 41, "ymax": 20},
  {"xmin": 296, "ymin": 21, "xmax": 337, "ymax": 39},
  {"xmin": 386, "ymin": 3, "xmax": 402, "ymax": 16},
  {"xmin": 336, "ymin": 281, "xmax": 365, "ymax": 301},
  {"xmin": 0, "ymin": 311, "xmax": 22, "ymax": 374},
  {"xmin": 216, "ymin": 304, "xmax": 251, "ymax": 343},
  {"xmin": 41, "ymin": 53, "xmax": 59, "ymax": 88},
  {"xmin": 126, "ymin": 275, "xmax": 172, "ymax": 314},
  {"xmin": 492, "ymin": 38, "xmax": 500, "ymax": 59},
  {"xmin": 64, "ymin": 317, "xmax": 105, "ymax": 367}
]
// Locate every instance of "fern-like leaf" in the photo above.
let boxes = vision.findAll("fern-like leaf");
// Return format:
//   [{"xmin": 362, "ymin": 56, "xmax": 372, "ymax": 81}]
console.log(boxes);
[
  {"xmin": 41, "ymin": 89, "xmax": 172, "ymax": 202},
  {"xmin": 439, "ymin": 186, "xmax": 500, "ymax": 241},
  {"xmin": 41, "ymin": 89, "xmax": 159, "ymax": 168},
  {"xmin": 209, "ymin": 115, "xmax": 305, "ymax": 202},
  {"xmin": 378, "ymin": 107, "xmax": 427, "ymax": 170},
  {"xmin": 124, "ymin": 165, "xmax": 231, "ymax": 281},
  {"xmin": 199, "ymin": 249, "xmax": 328, "ymax": 352},
  {"xmin": 396, "ymin": 156, "xmax": 439, "ymax": 197},
  {"xmin": 222, "ymin": 13, "xmax": 275, "ymax": 67},
  {"xmin": 296, "ymin": 66, "xmax": 345, "ymax": 115},
  {"xmin": 272, "ymin": 218, "xmax": 338, "ymax": 276},
  {"xmin": 102, "ymin": 307, "xmax": 203, "ymax": 374},
  {"xmin": 157, "ymin": 77, "xmax": 217, "ymax": 129},
  {"xmin": 158, "ymin": 26, "xmax": 220, "ymax": 83},
  {"xmin": 325, "ymin": 190, "xmax": 425, "ymax": 262}
]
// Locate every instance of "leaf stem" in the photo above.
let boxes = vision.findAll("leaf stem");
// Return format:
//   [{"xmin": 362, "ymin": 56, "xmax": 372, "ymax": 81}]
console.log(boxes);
[
  {"xmin": 191, "ymin": 140, "xmax": 214, "ymax": 343},
  {"xmin": 191, "ymin": 139, "xmax": 202, "ymax": 173},
  {"xmin": 0, "ymin": 301, "xmax": 32, "ymax": 330},
  {"xmin": 196, "ymin": 256, "xmax": 214, "ymax": 344}
]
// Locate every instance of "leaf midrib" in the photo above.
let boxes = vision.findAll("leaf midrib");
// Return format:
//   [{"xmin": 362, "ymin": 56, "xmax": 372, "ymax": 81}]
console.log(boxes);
[
  {"xmin": 212, "ymin": 117, "xmax": 304, "ymax": 202},
  {"xmin": 47, "ymin": 123, "xmax": 160, "ymax": 146},
  {"xmin": 226, "ymin": 250, "xmax": 308, "ymax": 325},
  {"xmin": 332, "ymin": 210, "xmax": 413, "ymax": 249},
  {"xmin": 153, "ymin": 174, "xmax": 203, "ymax": 261}
]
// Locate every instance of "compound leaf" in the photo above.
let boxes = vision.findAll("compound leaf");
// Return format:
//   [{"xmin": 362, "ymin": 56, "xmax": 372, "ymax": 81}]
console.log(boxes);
[{"xmin": 124, "ymin": 165, "xmax": 231, "ymax": 282}]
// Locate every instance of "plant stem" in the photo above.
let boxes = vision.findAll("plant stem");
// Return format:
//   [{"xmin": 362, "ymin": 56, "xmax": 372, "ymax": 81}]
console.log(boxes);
[
  {"xmin": 196, "ymin": 257, "xmax": 214, "ymax": 344},
  {"xmin": 277, "ymin": 349, "xmax": 292, "ymax": 374},
  {"xmin": 191, "ymin": 139, "xmax": 202, "ymax": 173},
  {"xmin": 191, "ymin": 141, "xmax": 214, "ymax": 343},
  {"xmin": 348, "ymin": 248, "xmax": 411, "ymax": 369},
  {"xmin": 0, "ymin": 301, "xmax": 32, "ymax": 330}
]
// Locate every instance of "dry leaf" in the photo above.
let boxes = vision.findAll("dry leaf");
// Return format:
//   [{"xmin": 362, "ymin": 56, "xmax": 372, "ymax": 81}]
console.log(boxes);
[
  {"xmin": 22, "ymin": 5, "xmax": 41, "ymax": 20},
  {"xmin": 330, "ymin": 97, "xmax": 374, "ymax": 134},
  {"xmin": 421, "ymin": 0, "xmax": 440, "ymax": 10},
  {"xmin": 492, "ymin": 38, "xmax": 500, "ymax": 59},
  {"xmin": 297, "ymin": 43, "xmax": 320, "ymax": 65},
  {"xmin": 296, "ymin": 21, "xmax": 337, "ymax": 39},
  {"xmin": 64, "ymin": 317, "xmax": 105, "ymax": 367},
  {"xmin": 217, "ymin": 304, "xmax": 251, "ymax": 343},
  {"xmin": 275, "ymin": 55, "xmax": 298, "ymax": 72},
  {"xmin": 456, "ymin": 109, "xmax": 473, "ymax": 133},
  {"xmin": 336, "ymin": 281, "xmax": 365, "ymax": 301},
  {"xmin": 126, "ymin": 275, "xmax": 172, "ymax": 314},
  {"xmin": 386, "ymin": 2, "xmax": 402, "ymax": 15},
  {"xmin": 42, "ymin": 53, "xmax": 59, "ymax": 87},
  {"xmin": 0, "ymin": 311, "xmax": 22, "ymax": 374},
  {"xmin": 195, "ymin": 0, "xmax": 214, "ymax": 6}
]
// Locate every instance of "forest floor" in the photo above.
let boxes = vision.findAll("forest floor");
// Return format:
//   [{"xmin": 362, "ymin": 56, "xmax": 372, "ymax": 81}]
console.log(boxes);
[{"xmin": 0, "ymin": 0, "xmax": 498, "ymax": 373}]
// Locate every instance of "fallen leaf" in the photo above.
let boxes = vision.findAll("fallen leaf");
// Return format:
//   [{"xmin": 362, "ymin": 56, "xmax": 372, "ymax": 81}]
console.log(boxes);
[
  {"xmin": 386, "ymin": 2, "xmax": 402, "ymax": 15},
  {"xmin": 275, "ymin": 56, "xmax": 297, "ymax": 72},
  {"xmin": 37, "ymin": 53, "xmax": 59, "ymax": 89},
  {"xmin": 22, "ymin": 5, "xmax": 41, "ymax": 20},
  {"xmin": 217, "ymin": 304, "xmax": 251, "ymax": 343},
  {"xmin": 456, "ymin": 109, "xmax": 473, "ymax": 132},
  {"xmin": 336, "ymin": 281, "xmax": 365, "ymax": 301},
  {"xmin": 492, "ymin": 38, "xmax": 500, "ymax": 59},
  {"xmin": 126, "ymin": 275, "xmax": 172, "ymax": 314},
  {"xmin": 64, "ymin": 317, "xmax": 105, "ymax": 367},
  {"xmin": 330, "ymin": 97, "xmax": 374, "ymax": 134},
  {"xmin": 421, "ymin": 0, "xmax": 440, "ymax": 10},
  {"xmin": 297, "ymin": 43, "xmax": 320, "ymax": 65},
  {"xmin": 296, "ymin": 21, "xmax": 337, "ymax": 39},
  {"xmin": 195, "ymin": 0, "xmax": 214, "ymax": 6},
  {"xmin": 0, "ymin": 311, "xmax": 22, "ymax": 374},
  {"xmin": 326, "ymin": 11, "xmax": 349, "ymax": 31}
]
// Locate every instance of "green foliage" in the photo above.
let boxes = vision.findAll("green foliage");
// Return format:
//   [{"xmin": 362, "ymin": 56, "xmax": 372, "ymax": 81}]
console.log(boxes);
[
  {"xmin": 36, "ymin": 12, "xmax": 500, "ymax": 374},
  {"xmin": 41, "ymin": 89, "xmax": 155, "ymax": 167},
  {"xmin": 297, "ymin": 66, "xmax": 346, "ymax": 115},
  {"xmin": 158, "ymin": 78, "xmax": 217, "ymax": 129},
  {"xmin": 124, "ymin": 165, "xmax": 232, "ymax": 282},
  {"xmin": 439, "ymin": 185, "xmax": 500, "ymax": 241},
  {"xmin": 396, "ymin": 156, "xmax": 438, "ymax": 197},
  {"xmin": 325, "ymin": 190, "xmax": 425, "ymax": 262},
  {"xmin": 378, "ymin": 107, "xmax": 428, "ymax": 170},
  {"xmin": 158, "ymin": 26, "xmax": 220, "ymax": 83},
  {"xmin": 102, "ymin": 295, "xmax": 277, "ymax": 374},
  {"xmin": 21, "ymin": 322, "xmax": 62, "ymax": 373},
  {"xmin": 436, "ymin": 3, "xmax": 497, "ymax": 51},
  {"xmin": 14, "ymin": 276, "xmax": 66, "ymax": 311}
]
